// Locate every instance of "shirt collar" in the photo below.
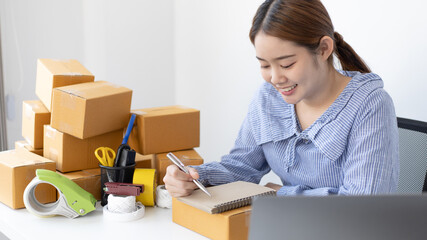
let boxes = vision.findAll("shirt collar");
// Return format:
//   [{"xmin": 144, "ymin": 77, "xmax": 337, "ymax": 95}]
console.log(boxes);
[{"xmin": 266, "ymin": 71, "xmax": 383, "ymax": 160}]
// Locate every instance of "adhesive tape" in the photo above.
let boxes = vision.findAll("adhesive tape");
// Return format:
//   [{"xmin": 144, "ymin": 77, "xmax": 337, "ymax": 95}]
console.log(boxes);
[
  {"xmin": 103, "ymin": 202, "xmax": 145, "ymax": 222},
  {"xmin": 156, "ymin": 185, "xmax": 172, "ymax": 209},
  {"xmin": 133, "ymin": 169, "xmax": 157, "ymax": 206},
  {"xmin": 107, "ymin": 194, "xmax": 136, "ymax": 213}
]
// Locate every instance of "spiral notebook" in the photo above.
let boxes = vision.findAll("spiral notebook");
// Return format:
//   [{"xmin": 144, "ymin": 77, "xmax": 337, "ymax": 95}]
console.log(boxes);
[{"xmin": 177, "ymin": 181, "xmax": 276, "ymax": 214}]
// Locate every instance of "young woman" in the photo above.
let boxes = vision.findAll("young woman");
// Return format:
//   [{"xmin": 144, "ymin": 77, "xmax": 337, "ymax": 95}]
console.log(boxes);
[{"xmin": 164, "ymin": 0, "xmax": 399, "ymax": 197}]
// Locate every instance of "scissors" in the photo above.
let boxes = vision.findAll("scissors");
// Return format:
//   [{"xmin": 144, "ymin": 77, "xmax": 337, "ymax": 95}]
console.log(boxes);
[{"xmin": 95, "ymin": 147, "xmax": 116, "ymax": 167}]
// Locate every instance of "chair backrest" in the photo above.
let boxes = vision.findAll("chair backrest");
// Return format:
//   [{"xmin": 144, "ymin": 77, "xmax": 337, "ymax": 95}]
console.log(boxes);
[{"xmin": 396, "ymin": 117, "xmax": 427, "ymax": 193}]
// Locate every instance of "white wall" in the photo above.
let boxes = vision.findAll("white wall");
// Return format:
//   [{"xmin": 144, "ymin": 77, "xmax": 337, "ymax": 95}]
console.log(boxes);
[
  {"xmin": 0, "ymin": 0, "xmax": 175, "ymax": 149},
  {"xmin": 324, "ymin": 0, "xmax": 427, "ymax": 121},
  {"xmin": 174, "ymin": 0, "xmax": 427, "ymax": 184}
]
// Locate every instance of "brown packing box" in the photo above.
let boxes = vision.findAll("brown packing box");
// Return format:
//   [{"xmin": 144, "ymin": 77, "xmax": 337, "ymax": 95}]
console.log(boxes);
[
  {"xmin": 57, "ymin": 168, "xmax": 101, "ymax": 200},
  {"xmin": 44, "ymin": 125, "xmax": 122, "ymax": 172},
  {"xmin": 172, "ymin": 198, "xmax": 251, "ymax": 240},
  {"xmin": 35, "ymin": 59, "xmax": 94, "ymax": 111},
  {"xmin": 155, "ymin": 149, "xmax": 204, "ymax": 185},
  {"xmin": 129, "ymin": 106, "xmax": 200, "ymax": 155},
  {"xmin": 51, "ymin": 80, "xmax": 132, "ymax": 139},
  {"xmin": 15, "ymin": 140, "xmax": 44, "ymax": 156},
  {"xmin": 135, "ymin": 152, "xmax": 153, "ymax": 168},
  {"xmin": 127, "ymin": 124, "xmax": 141, "ymax": 153},
  {"xmin": 0, "ymin": 150, "xmax": 57, "ymax": 209},
  {"xmin": 22, "ymin": 100, "xmax": 51, "ymax": 149}
]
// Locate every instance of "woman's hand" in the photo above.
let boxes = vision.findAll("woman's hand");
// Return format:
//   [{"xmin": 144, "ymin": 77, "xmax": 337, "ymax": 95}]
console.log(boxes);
[
  {"xmin": 163, "ymin": 165, "xmax": 200, "ymax": 197},
  {"xmin": 265, "ymin": 182, "xmax": 282, "ymax": 191}
]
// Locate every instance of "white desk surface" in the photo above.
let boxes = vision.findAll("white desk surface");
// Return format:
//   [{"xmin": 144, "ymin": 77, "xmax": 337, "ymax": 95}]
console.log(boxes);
[{"xmin": 0, "ymin": 201, "xmax": 208, "ymax": 240}]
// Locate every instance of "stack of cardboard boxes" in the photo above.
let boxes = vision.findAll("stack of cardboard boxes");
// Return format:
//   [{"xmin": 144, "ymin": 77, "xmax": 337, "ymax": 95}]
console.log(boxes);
[
  {"xmin": 0, "ymin": 59, "xmax": 131, "ymax": 208},
  {"xmin": 0, "ymin": 58, "xmax": 203, "ymax": 209}
]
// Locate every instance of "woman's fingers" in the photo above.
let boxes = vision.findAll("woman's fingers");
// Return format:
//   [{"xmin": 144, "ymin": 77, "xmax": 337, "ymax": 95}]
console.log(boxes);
[
  {"xmin": 164, "ymin": 165, "xmax": 199, "ymax": 197},
  {"xmin": 166, "ymin": 165, "xmax": 193, "ymax": 181},
  {"xmin": 187, "ymin": 167, "xmax": 200, "ymax": 180}
]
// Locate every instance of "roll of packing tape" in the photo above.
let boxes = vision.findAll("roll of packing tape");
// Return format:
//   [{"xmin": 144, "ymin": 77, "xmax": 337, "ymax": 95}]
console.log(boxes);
[
  {"xmin": 156, "ymin": 185, "xmax": 172, "ymax": 209},
  {"xmin": 107, "ymin": 194, "xmax": 136, "ymax": 213},
  {"xmin": 133, "ymin": 169, "xmax": 157, "ymax": 206},
  {"xmin": 103, "ymin": 202, "xmax": 145, "ymax": 222}
]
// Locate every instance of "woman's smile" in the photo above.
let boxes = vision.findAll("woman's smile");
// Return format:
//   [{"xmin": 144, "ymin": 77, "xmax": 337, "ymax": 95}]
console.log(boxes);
[{"xmin": 278, "ymin": 84, "xmax": 298, "ymax": 96}]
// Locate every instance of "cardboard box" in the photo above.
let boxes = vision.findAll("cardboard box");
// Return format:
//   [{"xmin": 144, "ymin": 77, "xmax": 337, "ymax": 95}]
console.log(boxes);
[
  {"xmin": 15, "ymin": 140, "xmax": 44, "ymax": 156},
  {"xmin": 129, "ymin": 106, "xmax": 200, "ymax": 155},
  {"xmin": 44, "ymin": 125, "xmax": 123, "ymax": 172},
  {"xmin": 21, "ymin": 100, "xmax": 51, "ymax": 149},
  {"xmin": 172, "ymin": 198, "xmax": 251, "ymax": 240},
  {"xmin": 155, "ymin": 149, "xmax": 204, "ymax": 185},
  {"xmin": 0, "ymin": 150, "xmax": 57, "ymax": 209},
  {"xmin": 35, "ymin": 59, "xmax": 94, "ymax": 111},
  {"xmin": 51, "ymin": 81, "xmax": 132, "ymax": 139},
  {"xmin": 57, "ymin": 168, "xmax": 101, "ymax": 200},
  {"xmin": 135, "ymin": 152, "xmax": 154, "ymax": 168}
]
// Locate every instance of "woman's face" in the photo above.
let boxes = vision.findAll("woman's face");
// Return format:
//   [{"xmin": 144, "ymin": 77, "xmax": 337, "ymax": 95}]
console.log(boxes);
[{"xmin": 254, "ymin": 32, "xmax": 326, "ymax": 105}]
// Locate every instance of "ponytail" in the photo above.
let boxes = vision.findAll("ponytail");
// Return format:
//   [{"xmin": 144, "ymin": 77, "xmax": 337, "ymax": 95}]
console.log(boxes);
[{"xmin": 333, "ymin": 32, "xmax": 371, "ymax": 73}]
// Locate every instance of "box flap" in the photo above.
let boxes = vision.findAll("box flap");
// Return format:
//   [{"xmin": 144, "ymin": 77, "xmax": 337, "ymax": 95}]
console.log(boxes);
[
  {"xmin": 15, "ymin": 140, "xmax": 29, "ymax": 149},
  {"xmin": 0, "ymin": 150, "xmax": 55, "ymax": 168},
  {"xmin": 57, "ymin": 168, "xmax": 100, "ymax": 180},
  {"xmin": 132, "ymin": 105, "xmax": 199, "ymax": 117},
  {"xmin": 38, "ymin": 59, "xmax": 93, "ymax": 76},
  {"xmin": 23, "ymin": 100, "xmax": 49, "ymax": 114},
  {"xmin": 136, "ymin": 152, "xmax": 154, "ymax": 161},
  {"xmin": 55, "ymin": 81, "xmax": 132, "ymax": 100},
  {"xmin": 157, "ymin": 149, "xmax": 203, "ymax": 162}
]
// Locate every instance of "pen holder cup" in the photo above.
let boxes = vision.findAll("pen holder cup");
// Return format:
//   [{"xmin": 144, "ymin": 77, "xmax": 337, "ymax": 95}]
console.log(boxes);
[{"xmin": 100, "ymin": 163, "xmax": 136, "ymax": 206}]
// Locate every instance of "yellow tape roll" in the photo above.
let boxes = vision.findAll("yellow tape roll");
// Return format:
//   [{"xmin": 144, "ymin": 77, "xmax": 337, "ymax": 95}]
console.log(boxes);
[{"xmin": 133, "ymin": 168, "xmax": 157, "ymax": 206}]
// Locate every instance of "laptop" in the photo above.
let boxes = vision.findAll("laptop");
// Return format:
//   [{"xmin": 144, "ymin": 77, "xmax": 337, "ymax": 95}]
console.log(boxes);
[{"xmin": 249, "ymin": 194, "xmax": 427, "ymax": 240}]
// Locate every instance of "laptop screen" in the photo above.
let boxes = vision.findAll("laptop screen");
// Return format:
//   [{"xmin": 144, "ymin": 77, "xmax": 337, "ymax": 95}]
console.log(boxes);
[{"xmin": 249, "ymin": 195, "xmax": 427, "ymax": 240}]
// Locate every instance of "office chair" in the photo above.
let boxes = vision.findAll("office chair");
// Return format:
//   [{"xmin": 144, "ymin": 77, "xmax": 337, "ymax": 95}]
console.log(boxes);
[{"xmin": 396, "ymin": 117, "xmax": 427, "ymax": 193}]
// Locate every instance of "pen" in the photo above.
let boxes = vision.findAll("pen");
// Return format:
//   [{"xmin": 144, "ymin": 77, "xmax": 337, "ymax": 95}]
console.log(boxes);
[{"xmin": 166, "ymin": 152, "xmax": 211, "ymax": 197}]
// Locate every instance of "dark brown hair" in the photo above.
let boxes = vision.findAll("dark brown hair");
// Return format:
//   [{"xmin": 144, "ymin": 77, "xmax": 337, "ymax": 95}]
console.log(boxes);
[{"xmin": 249, "ymin": 0, "xmax": 370, "ymax": 73}]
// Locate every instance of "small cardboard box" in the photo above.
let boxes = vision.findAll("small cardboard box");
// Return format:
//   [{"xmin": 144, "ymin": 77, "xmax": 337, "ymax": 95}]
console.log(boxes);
[
  {"xmin": 35, "ymin": 59, "xmax": 94, "ymax": 111},
  {"xmin": 129, "ymin": 106, "xmax": 200, "ymax": 155},
  {"xmin": 22, "ymin": 100, "xmax": 51, "ymax": 149},
  {"xmin": 0, "ymin": 150, "xmax": 57, "ymax": 209},
  {"xmin": 51, "ymin": 80, "xmax": 132, "ymax": 139},
  {"xmin": 57, "ymin": 168, "xmax": 101, "ymax": 200},
  {"xmin": 172, "ymin": 198, "xmax": 251, "ymax": 240},
  {"xmin": 135, "ymin": 152, "xmax": 154, "ymax": 168},
  {"xmin": 155, "ymin": 149, "xmax": 204, "ymax": 185},
  {"xmin": 44, "ymin": 125, "xmax": 122, "ymax": 172},
  {"xmin": 15, "ymin": 140, "xmax": 44, "ymax": 156}
]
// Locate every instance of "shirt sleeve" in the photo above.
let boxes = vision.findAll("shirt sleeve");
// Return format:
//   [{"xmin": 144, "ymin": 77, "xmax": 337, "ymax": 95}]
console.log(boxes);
[
  {"xmin": 276, "ymin": 89, "xmax": 399, "ymax": 196},
  {"xmin": 193, "ymin": 115, "xmax": 271, "ymax": 186}
]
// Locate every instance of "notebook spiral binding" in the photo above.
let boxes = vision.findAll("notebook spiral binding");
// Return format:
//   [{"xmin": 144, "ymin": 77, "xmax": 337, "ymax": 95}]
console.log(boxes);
[{"xmin": 213, "ymin": 191, "xmax": 276, "ymax": 214}]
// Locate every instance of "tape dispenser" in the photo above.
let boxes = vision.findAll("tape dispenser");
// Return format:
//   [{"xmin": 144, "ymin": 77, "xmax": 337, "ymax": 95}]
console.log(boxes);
[{"xmin": 23, "ymin": 169, "xmax": 97, "ymax": 218}]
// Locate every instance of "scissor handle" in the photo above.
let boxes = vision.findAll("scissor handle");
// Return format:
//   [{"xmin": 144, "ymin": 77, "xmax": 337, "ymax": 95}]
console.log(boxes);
[{"xmin": 95, "ymin": 147, "xmax": 116, "ymax": 167}]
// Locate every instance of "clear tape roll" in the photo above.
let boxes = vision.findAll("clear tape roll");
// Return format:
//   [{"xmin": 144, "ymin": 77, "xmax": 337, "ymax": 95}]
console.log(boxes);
[{"xmin": 156, "ymin": 185, "xmax": 172, "ymax": 209}]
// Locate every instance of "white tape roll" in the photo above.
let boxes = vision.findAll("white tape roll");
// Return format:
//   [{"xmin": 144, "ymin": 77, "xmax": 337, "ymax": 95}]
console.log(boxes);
[
  {"xmin": 103, "ymin": 201, "xmax": 145, "ymax": 222},
  {"xmin": 107, "ymin": 194, "xmax": 136, "ymax": 213},
  {"xmin": 156, "ymin": 185, "xmax": 172, "ymax": 209}
]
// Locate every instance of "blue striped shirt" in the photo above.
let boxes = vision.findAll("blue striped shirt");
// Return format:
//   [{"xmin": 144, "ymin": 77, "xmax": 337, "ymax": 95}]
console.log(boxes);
[{"xmin": 194, "ymin": 71, "xmax": 399, "ymax": 196}]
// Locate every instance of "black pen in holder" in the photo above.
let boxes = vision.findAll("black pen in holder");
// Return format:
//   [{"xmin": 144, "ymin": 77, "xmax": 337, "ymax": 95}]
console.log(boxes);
[{"xmin": 99, "ymin": 163, "xmax": 136, "ymax": 206}]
